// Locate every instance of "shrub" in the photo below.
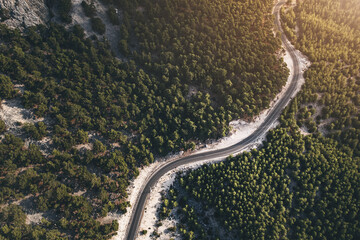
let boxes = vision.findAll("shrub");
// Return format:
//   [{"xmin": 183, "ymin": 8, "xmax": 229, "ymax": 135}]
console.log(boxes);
[
  {"xmin": 91, "ymin": 17, "xmax": 106, "ymax": 35},
  {"xmin": 107, "ymin": 7, "xmax": 119, "ymax": 25},
  {"xmin": 0, "ymin": 75, "xmax": 15, "ymax": 99},
  {"xmin": 23, "ymin": 122, "xmax": 47, "ymax": 140},
  {"xmin": 58, "ymin": 0, "xmax": 73, "ymax": 23},
  {"xmin": 81, "ymin": 1, "xmax": 96, "ymax": 17},
  {"xmin": 0, "ymin": 119, "xmax": 6, "ymax": 133},
  {"xmin": 0, "ymin": 8, "xmax": 10, "ymax": 21}
]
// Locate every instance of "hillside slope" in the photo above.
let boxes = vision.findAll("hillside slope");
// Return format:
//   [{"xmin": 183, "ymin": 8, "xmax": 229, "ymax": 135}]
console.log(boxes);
[
  {"xmin": 0, "ymin": 0, "xmax": 291, "ymax": 239},
  {"xmin": 0, "ymin": 0, "xmax": 49, "ymax": 29}
]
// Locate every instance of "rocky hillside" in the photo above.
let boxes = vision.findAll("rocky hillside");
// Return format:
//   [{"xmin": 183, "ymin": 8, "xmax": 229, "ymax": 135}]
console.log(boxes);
[{"xmin": 0, "ymin": 0, "xmax": 49, "ymax": 29}]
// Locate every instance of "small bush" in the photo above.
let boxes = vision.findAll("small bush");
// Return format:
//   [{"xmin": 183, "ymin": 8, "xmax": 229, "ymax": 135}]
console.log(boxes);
[
  {"xmin": 0, "ymin": 8, "xmax": 10, "ymax": 21},
  {"xmin": 23, "ymin": 122, "xmax": 47, "ymax": 140},
  {"xmin": 58, "ymin": 0, "xmax": 73, "ymax": 23},
  {"xmin": 107, "ymin": 7, "xmax": 119, "ymax": 25},
  {"xmin": 0, "ymin": 74, "xmax": 15, "ymax": 99},
  {"xmin": 93, "ymin": 140, "xmax": 106, "ymax": 153},
  {"xmin": 81, "ymin": 1, "xmax": 96, "ymax": 17},
  {"xmin": 0, "ymin": 119, "xmax": 6, "ymax": 133},
  {"xmin": 91, "ymin": 17, "xmax": 106, "ymax": 35}
]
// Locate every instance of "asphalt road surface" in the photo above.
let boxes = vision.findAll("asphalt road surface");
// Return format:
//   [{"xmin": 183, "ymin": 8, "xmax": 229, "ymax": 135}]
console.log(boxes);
[{"xmin": 125, "ymin": 1, "xmax": 300, "ymax": 239}]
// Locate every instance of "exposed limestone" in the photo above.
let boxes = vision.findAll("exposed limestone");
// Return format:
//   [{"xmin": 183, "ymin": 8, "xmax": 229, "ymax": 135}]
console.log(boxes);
[{"xmin": 0, "ymin": 0, "xmax": 49, "ymax": 29}]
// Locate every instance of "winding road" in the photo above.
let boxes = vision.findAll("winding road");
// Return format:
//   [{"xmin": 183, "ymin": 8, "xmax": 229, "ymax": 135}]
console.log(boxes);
[{"xmin": 125, "ymin": 1, "xmax": 300, "ymax": 239}]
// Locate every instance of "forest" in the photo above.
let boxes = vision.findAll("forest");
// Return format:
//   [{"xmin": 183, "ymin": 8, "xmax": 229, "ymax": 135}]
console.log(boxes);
[
  {"xmin": 0, "ymin": 0, "xmax": 288, "ymax": 238},
  {"xmin": 160, "ymin": 0, "xmax": 360, "ymax": 239},
  {"xmin": 122, "ymin": 0, "xmax": 288, "ymax": 119},
  {"xmin": 163, "ymin": 123, "xmax": 359, "ymax": 239},
  {"xmin": 281, "ymin": 0, "xmax": 360, "ymax": 154}
]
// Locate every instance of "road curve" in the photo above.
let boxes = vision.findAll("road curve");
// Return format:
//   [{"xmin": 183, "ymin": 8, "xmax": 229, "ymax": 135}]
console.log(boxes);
[{"xmin": 126, "ymin": 1, "xmax": 299, "ymax": 239}]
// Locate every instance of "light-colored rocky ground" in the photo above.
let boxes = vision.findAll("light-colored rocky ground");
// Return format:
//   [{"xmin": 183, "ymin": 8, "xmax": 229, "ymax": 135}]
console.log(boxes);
[
  {"xmin": 0, "ymin": 0, "xmax": 49, "ymax": 29},
  {"xmin": 70, "ymin": 0, "xmax": 123, "ymax": 58},
  {"xmin": 0, "ymin": 86, "xmax": 52, "ymax": 154},
  {"xmin": 26, "ymin": 213, "xmax": 43, "ymax": 225},
  {"xmin": 0, "ymin": 97, "xmax": 37, "ymax": 136}
]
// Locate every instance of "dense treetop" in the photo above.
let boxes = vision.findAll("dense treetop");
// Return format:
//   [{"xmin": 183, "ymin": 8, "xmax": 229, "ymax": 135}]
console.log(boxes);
[
  {"xmin": 281, "ymin": 0, "xmax": 360, "ymax": 155},
  {"xmin": 0, "ymin": 0, "xmax": 288, "ymax": 238},
  {"xmin": 121, "ymin": 0, "xmax": 288, "ymax": 118},
  {"xmin": 0, "ymin": 134, "xmax": 119, "ymax": 239},
  {"xmin": 162, "ymin": 123, "xmax": 360, "ymax": 239},
  {"xmin": 160, "ymin": 0, "xmax": 360, "ymax": 239}
]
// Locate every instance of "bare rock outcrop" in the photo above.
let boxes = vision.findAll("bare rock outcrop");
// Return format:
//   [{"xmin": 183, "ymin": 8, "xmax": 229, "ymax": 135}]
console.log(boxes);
[{"xmin": 0, "ymin": 0, "xmax": 49, "ymax": 29}]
